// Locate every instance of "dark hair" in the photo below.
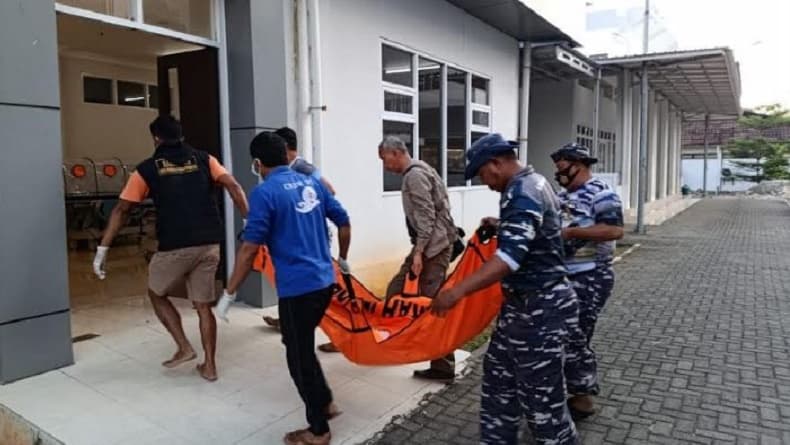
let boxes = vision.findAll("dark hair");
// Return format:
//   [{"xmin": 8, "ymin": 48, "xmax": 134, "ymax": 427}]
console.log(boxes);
[
  {"xmin": 250, "ymin": 131, "xmax": 288, "ymax": 167},
  {"xmin": 275, "ymin": 127, "xmax": 298, "ymax": 151},
  {"xmin": 149, "ymin": 115, "xmax": 182, "ymax": 142}
]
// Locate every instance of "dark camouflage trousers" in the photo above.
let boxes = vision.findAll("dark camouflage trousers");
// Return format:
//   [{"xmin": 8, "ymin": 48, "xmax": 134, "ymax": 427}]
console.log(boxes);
[
  {"xmin": 564, "ymin": 266, "xmax": 615, "ymax": 396},
  {"xmin": 480, "ymin": 281, "xmax": 580, "ymax": 445}
]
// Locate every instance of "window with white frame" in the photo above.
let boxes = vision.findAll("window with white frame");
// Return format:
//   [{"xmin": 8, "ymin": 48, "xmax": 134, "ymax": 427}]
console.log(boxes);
[
  {"xmin": 575, "ymin": 124, "xmax": 593, "ymax": 150},
  {"xmin": 57, "ymin": 0, "xmax": 216, "ymax": 40},
  {"xmin": 381, "ymin": 43, "xmax": 492, "ymax": 191},
  {"xmin": 596, "ymin": 130, "xmax": 616, "ymax": 173},
  {"xmin": 83, "ymin": 75, "xmax": 159, "ymax": 108}
]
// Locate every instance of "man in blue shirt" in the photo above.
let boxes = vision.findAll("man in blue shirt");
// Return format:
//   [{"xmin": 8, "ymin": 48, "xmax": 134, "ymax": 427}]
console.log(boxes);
[
  {"xmin": 262, "ymin": 127, "xmax": 341, "ymax": 357},
  {"xmin": 432, "ymin": 133, "xmax": 582, "ymax": 445},
  {"xmin": 219, "ymin": 132, "xmax": 351, "ymax": 445},
  {"xmin": 551, "ymin": 143, "xmax": 624, "ymax": 419}
]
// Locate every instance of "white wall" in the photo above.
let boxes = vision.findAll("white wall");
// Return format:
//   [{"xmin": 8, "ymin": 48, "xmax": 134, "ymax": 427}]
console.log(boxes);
[
  {"xmin": 59, "ymin": 54, "xmax": 157, "ymax": 164},
  {"xmin": 318, "ymin": 0, "xmax": 517, "ymax": 271}
]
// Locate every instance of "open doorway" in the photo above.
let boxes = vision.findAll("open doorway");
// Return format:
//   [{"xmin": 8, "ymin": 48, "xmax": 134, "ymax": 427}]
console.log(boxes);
[{"xmin": 56, "ymin": 8, "xmax": 225, "ymax": 331}]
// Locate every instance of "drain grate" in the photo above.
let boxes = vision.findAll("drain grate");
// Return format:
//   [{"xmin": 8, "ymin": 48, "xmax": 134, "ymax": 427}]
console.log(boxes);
[{"xmin": 72, "ymin": 333, "xmax": 100, "ymax": 343}]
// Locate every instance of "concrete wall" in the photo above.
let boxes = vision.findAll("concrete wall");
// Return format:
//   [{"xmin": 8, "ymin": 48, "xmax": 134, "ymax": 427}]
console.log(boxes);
[
  {"xmin": 528, "ymin": 79, "xmax": 574, "ymax": 179},
  {"xmin": 224, "ymin": 0, "xmax": 294, "ymax": 306},
  {"xmin": 58, "ymin": 55, "xmax": 158, "ymax": 164},
  {"xmin": 0, "ymin": 0, "xmax": 73, "ymax": 383},
  {"xmin": 317, "ymin": 0, "xmax": 516, "ymax": 286}
]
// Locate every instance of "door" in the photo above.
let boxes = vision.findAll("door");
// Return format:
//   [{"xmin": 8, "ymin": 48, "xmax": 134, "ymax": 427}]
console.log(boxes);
[{"xmin": 157, "ymin": 47, "xmax": 227, "ymax": 283}]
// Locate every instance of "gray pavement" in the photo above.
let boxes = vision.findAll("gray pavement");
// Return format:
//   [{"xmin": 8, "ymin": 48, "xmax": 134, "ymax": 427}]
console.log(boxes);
[{"xmin": 365, "ymin": 198, "xmax": 790, "ymax": 444}]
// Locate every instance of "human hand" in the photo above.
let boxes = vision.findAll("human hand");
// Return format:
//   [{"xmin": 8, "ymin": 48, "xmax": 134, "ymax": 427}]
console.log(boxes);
[
  {"xmin": 338, "ymin": 257, "xmax": 351, "ymax": 275},
  {"xmin": 214, "ymin": 291, "xmax": 236, "ymax": 323},
  {"xmin": 480, "ymin": 217, "xmax": 499, "ymax": 228},
  {"xmin": 410, "ymin": 253, "xmax": 423, "ymax": 277},
  {"xmin": 431, "ymin": 288, "xmax": 464, "ymax": 317},
  {"xmin": 93, "ymin": 246, "xmax": 109, "ymax": 280}
]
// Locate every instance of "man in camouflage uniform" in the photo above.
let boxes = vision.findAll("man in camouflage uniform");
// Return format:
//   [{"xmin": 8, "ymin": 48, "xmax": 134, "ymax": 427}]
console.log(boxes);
[
  {"xmin": 551, "ymin": 143, "xmax": 624, "ymax": 418},
  {"xmin": 433, "ymin": 133, "xmax": 582, "ymax": 445}
]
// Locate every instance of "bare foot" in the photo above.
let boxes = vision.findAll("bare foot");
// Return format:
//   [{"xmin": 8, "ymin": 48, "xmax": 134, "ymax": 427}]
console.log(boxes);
[
  {"xmin": 162, "ymin": 349, "xmax": 197, "ymax": 368},
  {"xmin": 197, "ymin": 362, "xmax": 218, "ymax": 382}
]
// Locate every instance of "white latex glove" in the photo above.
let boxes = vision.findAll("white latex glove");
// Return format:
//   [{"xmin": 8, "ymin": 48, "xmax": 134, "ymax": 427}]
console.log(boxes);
[
  {"xmin": 93, "ymin": 246, "xmax": 109, "ymax": 280},
  {"xmin": 214, "ymin": 291, "xmax": 236, "ymax": 323},
  {"xmin": 338, "ymin": 257, "xmax": 351, "ymax": 275}
]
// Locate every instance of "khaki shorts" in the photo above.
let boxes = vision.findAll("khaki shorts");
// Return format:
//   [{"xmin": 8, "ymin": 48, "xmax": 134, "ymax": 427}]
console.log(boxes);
[{"xmin": 148, "ymin": 244, "xmax": 221, "ymax": 303}]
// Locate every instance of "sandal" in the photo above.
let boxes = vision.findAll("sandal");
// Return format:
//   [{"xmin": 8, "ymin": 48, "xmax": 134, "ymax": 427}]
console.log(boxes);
[
  {"xmin": 317, "ymin": 342, "xmax": 340, "ymax": 353},
  {"xmin": 283, "ymin": 429, "xmax": 330, "ymax": 445}
]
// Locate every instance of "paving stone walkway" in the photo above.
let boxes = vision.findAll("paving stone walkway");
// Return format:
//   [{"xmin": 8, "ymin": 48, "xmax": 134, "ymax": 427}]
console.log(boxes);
[{"xmin": 365, "ymin": 198, "xmax": 790, "ymax": 444}]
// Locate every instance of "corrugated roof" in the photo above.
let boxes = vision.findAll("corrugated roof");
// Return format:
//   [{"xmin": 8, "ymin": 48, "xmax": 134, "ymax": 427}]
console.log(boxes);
[
  {"xmin": 597, "ymin": 48, "xmax": 742, "ymax": 116},
  {"xmin": 445, "ymin": 0, "xmax": 580, "ymax": 46}
]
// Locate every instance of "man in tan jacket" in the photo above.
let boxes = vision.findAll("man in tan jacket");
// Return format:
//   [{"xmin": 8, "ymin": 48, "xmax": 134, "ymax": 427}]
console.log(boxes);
[{"xmin": 378, "ymin": 136, "xmax": 457, "ymax": 383}]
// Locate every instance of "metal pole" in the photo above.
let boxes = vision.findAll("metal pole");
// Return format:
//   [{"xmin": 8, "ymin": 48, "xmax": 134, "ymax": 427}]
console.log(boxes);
[
  {"xmin": 593, "ymin": 68, "xmax": 601, "ymax": 168},
  {"xmin": 702, "ymin": 114, "xmax": 709, "ymax": 197},
  {"xmin": 635, "ymin": 0, "xmax": 650, "ymax": 234},
  {"xmin": 643, "ymin": 0, "xmax": 650, "ymax": 54},
  {"xmin": 636, "ymin": 64, "xmax": 649, "ymax": 234},
  {"xmin": 518, "ymin": 42, "xmax": 532, "ymax": 162}
]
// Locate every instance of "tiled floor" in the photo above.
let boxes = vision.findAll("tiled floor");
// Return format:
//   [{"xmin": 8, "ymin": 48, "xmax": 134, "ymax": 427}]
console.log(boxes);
[{"xmin": 2, "ymin": 252, "xmax": 469, "ymax": 445}]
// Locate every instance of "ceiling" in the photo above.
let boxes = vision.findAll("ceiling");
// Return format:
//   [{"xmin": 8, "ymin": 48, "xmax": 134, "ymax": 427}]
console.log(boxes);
[{"xmin": 57, "ymin": 12, "xmax": 203, "ymax": 65}]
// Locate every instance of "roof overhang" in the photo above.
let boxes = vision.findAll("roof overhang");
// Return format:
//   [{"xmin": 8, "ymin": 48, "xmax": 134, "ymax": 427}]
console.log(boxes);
[
  {"xmin": 597, "ymin": 48, "xmax": 742, "ymax": 116},
  {"xmin": 445, "ymin": 0, "xmax": 580, "ymax": 46},
  {"xmin": 531, "ymin": 42, "xmax": 597, "ymax": 81}
]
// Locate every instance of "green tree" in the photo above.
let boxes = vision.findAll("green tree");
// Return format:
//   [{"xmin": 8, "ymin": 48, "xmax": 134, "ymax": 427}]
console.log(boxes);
[{"xmin": 727, "ymin": 105, "xmax": 790, "ymax": 182}]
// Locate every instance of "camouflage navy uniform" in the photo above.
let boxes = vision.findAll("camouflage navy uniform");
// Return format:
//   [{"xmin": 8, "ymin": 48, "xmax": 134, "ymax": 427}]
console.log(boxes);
[
  {"xmin": 558, "ymin": 176, "xmax": 623, "ymax": 396},
  {"xmin": 481, "ymin": 166, "xmax": 582, "ymax": 445}
]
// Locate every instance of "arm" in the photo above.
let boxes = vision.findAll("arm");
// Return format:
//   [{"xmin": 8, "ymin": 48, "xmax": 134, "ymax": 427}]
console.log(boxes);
[
  {"xmin": 322, "ymin": 184, "xmax": 351, "ymax": 256},
  {"xmin": 563, "ymin": 189, "xmax": 624, "ymax": 241},
  {"xmin": 446, "ymin": 256, "xmax": 511, "ymax": 297},
  {"xmin": 337, "ymin": 225, "xmax": 351, "ymax": 260},
  {"xmin": 100, "ymin": 199, "xmax": 137, "ymax": 247},
  {"xmin": 404, "ymin": 172, "xmax": 437, "ymax": 257},
  {"xmin": 216, "ymin": 187, "xmax": 272, "ymax": 321},
  {"xmin": 563, "ymin": 224, "xmax": 623, "ymax": 241},
  {"xmin": 209, "ymin": 156, "xmax": 249, "ymax": 217},
  {"xmin": 433, "ymin": 195, "xmax": 541, "ymax": 315},
  {"xmin": 320, "ymin": 177, "xmax": 337, "ymax": 196},
  {"xmin": 216, "ymin": 173, "xmax": 249, "ymax": 217},
  {"xmin": 226, "ymin": 242, "xmax": 260, "ymax": 294}
]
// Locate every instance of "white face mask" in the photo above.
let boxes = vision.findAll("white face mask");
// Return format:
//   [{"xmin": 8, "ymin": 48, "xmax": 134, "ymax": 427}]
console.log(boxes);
[{"xmin": 250, "ymin": 160, "xmax": 262, "ymax": 180}]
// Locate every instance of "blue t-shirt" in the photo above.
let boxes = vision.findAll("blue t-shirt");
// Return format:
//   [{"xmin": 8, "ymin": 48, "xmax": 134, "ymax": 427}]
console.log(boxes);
[
  {"xmin": 495, "ymin": 167, "xmax": 568, "ymax": 295},
  {"xmin": 558, "ymin": 177, "xmax": 624, "ymax": 275},
  {"xmin": 242, "ymin": 166, "xmax": 349, "ymax": 298}
]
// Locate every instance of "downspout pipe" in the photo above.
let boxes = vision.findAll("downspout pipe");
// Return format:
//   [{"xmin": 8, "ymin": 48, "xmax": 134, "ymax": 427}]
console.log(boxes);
[
  {"xmin": 593, "ymin": 68, "xmax": 601, "ymax": 168},
  {"xmin": 296, "ymin": 0, "xmax": 313, "ymax": 162},
  {"xmin": 518, "ymin": 41, "xmax": 531, "ymax": 162},
  {"xmin": 636, "ymin": 63, "xmax": 649, "ymax": 234},
  {"xmin": 307, "ymin": 0, "xmax": 325, "ymax": 169}
]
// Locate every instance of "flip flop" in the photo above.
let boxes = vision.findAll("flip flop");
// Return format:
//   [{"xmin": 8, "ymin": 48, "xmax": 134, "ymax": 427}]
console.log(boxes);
[{"xmin": 317, "ymin": 342, "xmax": 341, "ymax": 353}]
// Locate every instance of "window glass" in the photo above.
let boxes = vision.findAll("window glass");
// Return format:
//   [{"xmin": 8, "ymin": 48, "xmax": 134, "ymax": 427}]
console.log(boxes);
[
  {"xmin": 472, "ymin": 76, "xmax": 489, "ymax": 105},
  {"xmin": 447, "ymin": 68, "xmax": 467, "ymax": 187},
  {"xmin": 382, "ymin": 45, "xmax": 413, "ymax": 87},
  {"xmin": 83, "ymin": 77, "xmax": 113, "ymax": 104},
  {"xmin": 143, "ymin": 0, "xmax": 213, "ymax": 38},
  {"xmin": 384, "ymin": 91, "xmax": 413, "ymax": 114},
  {"xmin": 418, "ymin": 58, "xmax": 442, "ymax": 175},
  {"xmin": 118, "ymin": 81, "xmax": 146, "ymax": 107}
]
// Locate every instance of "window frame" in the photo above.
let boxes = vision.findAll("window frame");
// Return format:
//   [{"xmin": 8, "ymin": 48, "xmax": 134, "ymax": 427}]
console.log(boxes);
[
  {"xmin": 82, "ymin": 74, "xmax": 115, "ymax": 105},
  {"xmin": 380, "ymin": 40, "xmax": 494, "ymax": 192},
  {"xmin": 116, "ymin": 79, "xmax": 148, "ymax": 108}
]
